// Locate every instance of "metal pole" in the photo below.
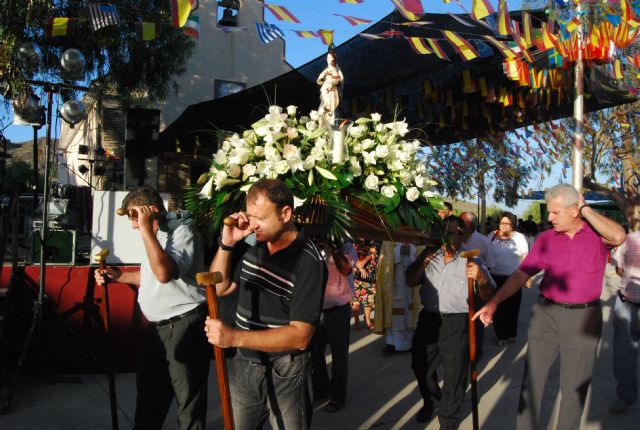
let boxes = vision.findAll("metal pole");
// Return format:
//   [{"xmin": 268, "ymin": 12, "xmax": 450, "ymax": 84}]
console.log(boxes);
[
  {"xmin": 572, "ymin": 2, "xmax": 585, "ymax": 192},
  {"xmin": 32, "ymin": 125, "xmax": 39, "ymax": 211}
]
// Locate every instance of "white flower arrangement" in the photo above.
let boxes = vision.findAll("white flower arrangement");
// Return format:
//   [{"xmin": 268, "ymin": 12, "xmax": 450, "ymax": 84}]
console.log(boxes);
[{"xmin": 185, "ymin": 105, "xmax": 443, "ymax": 243}]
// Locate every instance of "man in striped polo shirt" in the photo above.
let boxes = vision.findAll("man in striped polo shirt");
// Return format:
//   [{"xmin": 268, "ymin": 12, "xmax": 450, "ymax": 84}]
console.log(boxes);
[{"xmin": 205, "ymin": 178, "xmax": 327, "ymax": 429}]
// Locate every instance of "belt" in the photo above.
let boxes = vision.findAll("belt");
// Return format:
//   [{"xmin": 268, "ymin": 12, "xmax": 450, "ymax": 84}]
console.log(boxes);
[
  {"xmin": 426, "ymin": 311, "xmax": 466, "ymax": 319},
  {"xmin": 539, "ymin": 295, "xmax": 600, "ymax": 309},
  {"xmin": 241, "ymin": 351, "xmax": 307, "ymax": 366},
  {"xmin": 618, "ymin": 290, "xmax": 640, "ymax": 306},
  {"xmin": 153, "ymin": 304, "xmax": 207, "ymax": 327}
]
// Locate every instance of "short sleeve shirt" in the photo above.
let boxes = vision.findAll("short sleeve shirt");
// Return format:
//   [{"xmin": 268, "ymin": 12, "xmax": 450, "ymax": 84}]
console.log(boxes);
[
  {"xmin": 322, "ymin": 241, "xmax": 357, "ymax": 308},
  {"xmin": 519, "ymin": 222, "xmax": 609, "ymax": 304},
  {"xmin": 420, "ymin": 250, "xmax": 495, "ymax": 314},
  {"xmin": 138, "ymin": 218, "xmax": 206, "ymax": 322},
  {"xmin": 487, "ymin": 231, "xmax": 529, "ymax": 276},
  {"xmin": 614, "ymin": 231, "xmax": 640, "ymax": 303},
  {"xmin": 233, "ymin": 230, "xmax": 327, "ymax": 362}
]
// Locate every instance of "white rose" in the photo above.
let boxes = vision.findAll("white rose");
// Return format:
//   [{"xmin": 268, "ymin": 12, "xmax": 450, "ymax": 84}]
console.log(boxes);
[
  {"xmin": 256, "ymin": 160, "xmax": 270, "ymax": 176},
  {"xmin": 287, "ymin": 105, "xmax": 297, "ymax": 116},
  {"xmin": 214, "ymin": 149, "xmax": 227, "ymax": 165},
  {"xmin": 362, "ymin": 150, "xmax": 377, "ymax": 165},
  {"xmin": 364, "ymin": 174, "xmax": 379, "ymax": 191},
  {"xmin": 275, "ymin": 160, "xmax": 290, "ymax": 175},
  {"xmin": 361, "ymin": 138, "xmax": 375, "ymax": 150},
  {"xmin": 406, "ymin": 187, "xmax": 420, "ymax": 202},
  {"xmin": 375, "ymin": 144, "xmax": 389, "ymax": 158},
  {"xmin": 228, "ymin": 148, "xmax": 250, "ymax": 165},
  {"xmin": 242, "ymin": 164, "xmax": 257, "ymax": 180},
  {"xmin": 264, "ymin": 145, "xmax": 280, "ymax": 161},
  {"xmin": 306, "ymin": 121, "xmax": 318, "ymax": 132},
  {"xmin": 375, "ymin": 123, "xmax": 384, "ymax": 132},
  {"xmin": 309, "ymin": 110, "xmax": 320, "ymax": 121},
  {"xmin": 398, "ymin": 170, "xmax": 413, "ymax": 186},
  {"xmin": 352, "ymin": 143, "xmax": 362, "ymax": 154},
  {"xmin": 303, "ymin": 155, "xmax": 316, "ymax": 170},
  {"xmin": 254, "ymin": 146, "xmax": 265, "ymax": 157},
  {"xmin": 390, "ymin": 159, "xmax": 404, "ymax": 171},
  {"xmin": 311, "ymin": 146, "xmax": 326, "ymax": 161},
  {"xmin": 222, "ymin": 140, "xmax": 231, "ymax": 152},
  {"xmin": 414, "ymin": 174, "xmax": 426, "ymax": 188},
  {"xmin": 287, "ymin": 127, "xmax": 298, "ymax": 139},
  {"xmin": 227, "ymin": 164, "xmax": 241, "ymax": 178},
  {"xmin": 381, "ymin": 185, "xmax": 397, "ymax": 198},
  {"xmin": 288, "ymin": 157, "xmax": 304, "ymax": 173},
  {"xmin": 371, "ymin": 113, "xmax": 381, "ymax": 122},
  {"xmin": 350, "ymin": 159, "xmax": 362, "ymax": 176},
  {"xmin": 349, "ymin": 125, "xmax": 364, "ymax": 138},
  {"xmin": 423, "ymin": 190, "xmax": 435, "ymax": 198},
  {"xmin": 282, "ymin": 143, "xmax": 300, "ymax": 160}
]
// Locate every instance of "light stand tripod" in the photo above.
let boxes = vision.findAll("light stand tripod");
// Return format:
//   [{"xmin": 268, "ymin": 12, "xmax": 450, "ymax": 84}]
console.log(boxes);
[{"xmin": 0, "ymin": 85, "xmax": 119, "ymax": 430}]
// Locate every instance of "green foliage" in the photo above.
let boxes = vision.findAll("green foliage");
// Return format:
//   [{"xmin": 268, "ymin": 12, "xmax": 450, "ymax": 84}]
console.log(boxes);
[
  {"xmin": 523, "ymin": 202, "xmax": 542, "ymax": 223},
  {"xmin": 1, "ymin": 1, "xmax": 195, "ymax": 106},
  {"xmin": 1, "ymin": 160, "xmax": 40, "ymax": 194}
]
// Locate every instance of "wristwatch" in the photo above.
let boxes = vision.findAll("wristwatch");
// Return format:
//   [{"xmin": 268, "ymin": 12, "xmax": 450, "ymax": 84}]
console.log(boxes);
[
  {"xmin": 217, "ymin": 236, "xmax": 234, "ymax": 252},
  {"xmin": 578, "ymin": 204, "xmax": 589, "ymax": 216}
]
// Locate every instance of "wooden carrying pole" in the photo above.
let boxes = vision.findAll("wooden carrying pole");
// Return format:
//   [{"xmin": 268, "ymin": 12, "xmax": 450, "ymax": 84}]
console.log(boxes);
[
  {"xmin": 94, "ymin": 248, "xmax": 119, "ymax": 430},
  {"xmin": 460, "ymin": 249, "xmax": 480, "ymax": 430},
  {"xmin": 196, "ymin": 272, "xmax": 234, "ymax": 430}
]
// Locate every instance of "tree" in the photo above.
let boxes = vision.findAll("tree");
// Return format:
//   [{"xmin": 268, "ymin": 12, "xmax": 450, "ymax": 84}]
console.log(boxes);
[{"xmin": 1, "ymin": 0, "xmax": 195, "ymax": 106}]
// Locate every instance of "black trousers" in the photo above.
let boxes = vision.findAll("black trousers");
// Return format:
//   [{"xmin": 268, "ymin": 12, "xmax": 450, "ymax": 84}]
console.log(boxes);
[
  {"xmin": 411, "ymin": 310, "xmax": 469, "ymax": 429},
  {"xmin": 492, "ymin": 274, "xmax": 523, "ymax": 340}
]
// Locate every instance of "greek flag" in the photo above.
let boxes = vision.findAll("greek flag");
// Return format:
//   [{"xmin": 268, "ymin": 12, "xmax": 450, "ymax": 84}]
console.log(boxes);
[
  {"xmin": 88, "ymin": 3, "xmax": 120, "ymax": 31},
  {"xmin": 256, "ymin": 22, "xmax": 284, "ymax": 44}
]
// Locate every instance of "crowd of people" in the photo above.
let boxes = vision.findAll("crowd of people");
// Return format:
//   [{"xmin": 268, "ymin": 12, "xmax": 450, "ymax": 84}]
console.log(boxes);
[{"xmin": 95, "ymin": 181, "xmax": 633, "ymax": 430}]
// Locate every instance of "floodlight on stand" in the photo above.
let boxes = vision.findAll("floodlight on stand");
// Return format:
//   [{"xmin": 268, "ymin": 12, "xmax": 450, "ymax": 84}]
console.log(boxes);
[
  {"xmin": 60, "ymin": 48, "xmax": 86, "ymax": 81},
  {"xmin": 17, "ymin": 41, "xmax": 42, "ymax": 71},
  {"xmin": 60, "ymin": 100, "xmax": 87, "ymax": 127},
  {"xmin": 78, "ymin": 164, "xmax": 89, "ymax": 174},
  {"xmin": 13, "ymin": 93, "xmax": 44, "ymax": 125},
  {"xmin": 218, "ymin": 8, "xmax": 237, "ymax": 27}
]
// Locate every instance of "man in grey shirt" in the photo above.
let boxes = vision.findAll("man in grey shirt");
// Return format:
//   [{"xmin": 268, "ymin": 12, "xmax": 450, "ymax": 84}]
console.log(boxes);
[
  {"xmin": 95, "ymin": 186, "xmax": 210, "ymax": 429},
  {"xmin": 406, "ymin": 215, "xmax": 495, "ymax": 429}
]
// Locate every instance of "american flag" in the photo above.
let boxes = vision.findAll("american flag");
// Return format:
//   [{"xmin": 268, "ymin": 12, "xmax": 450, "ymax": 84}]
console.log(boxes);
[{"xmin": 88, "ymin": 3, "xmax": 120, "ymax": 31}]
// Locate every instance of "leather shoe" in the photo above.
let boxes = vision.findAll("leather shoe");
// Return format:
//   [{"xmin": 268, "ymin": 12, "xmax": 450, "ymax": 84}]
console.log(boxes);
[{"xmin": 415, "ymin": 405, "xmax": 435, "ymax": 423}]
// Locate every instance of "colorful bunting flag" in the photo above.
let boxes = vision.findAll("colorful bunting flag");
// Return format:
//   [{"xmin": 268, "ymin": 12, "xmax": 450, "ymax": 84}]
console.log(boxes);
[
  {"xmin": 565, "ymin": 16, "xmax": 581, "ymax": 33},
  {"xmin": 497, "ymin": 0, "xmax": 512, "ymax": 36},
  {"xmin": 390, "ymin": 0, "xmax": 424, "ymax": 22},
  {"xmin": 333, "ymin": 14, "xmax": 372, "ymax": 26},
  {"xmin": 135, "ymin": 21, "xmax": 157, "ymax": 41},
  {"xmin": 471, "ymin": 39, "xmax": 493, "ymax": 58},
  {"xmin": 45, "ymin": 17, "xmax": 78, "ymax": 37},
  {"xmin": 183, "ymin": 14, "xmax": 200, "ymax": 40},
  {"xmin": 427, "ymin": 38, "xmax": 449, "ymax": 60},
  {"xmin": 171, "ymin": 0, "xmax": 196, "ymax": 28},
  {"xmin": 294, "ymin": 30, "xmax": 318, "ymax": 38},
  {"xmin": 483, "ymin": 35, "xmax": 516, "ymax": 59},
  {"xmin": 339, "ymin": 0, "xmax": 364, "ymax": 3},
  {"xmin": 522, "ymin": 11, "xmax": 533, "ymax": 47},
  {"xmin": 406, "ymin": 37, "xmax": 432, "ymax": 55},
  {"xmin": 613, "ymin": 60, "xmax": 624, "ymax": 79},
  {"xmin": 88, "ymin": 4, "xmax": 120, "ymax": 31},
  {"xmin": 471, "ymin": 0, "xmax": 494, "ymax": 21},
  {"xmin": 264, "ymin": 3, "xmax": 300, "ymax": 23},
  {"xmin": 442, "ymin": 30, "xmax": 478, "ymax": 61},
  {"xmin": 318, "ymin": 29, "xmax": 334, "ymax": 45},
  {"xmin": 256, "ymin": 22, "xmax": 284, "ymax": 44}
]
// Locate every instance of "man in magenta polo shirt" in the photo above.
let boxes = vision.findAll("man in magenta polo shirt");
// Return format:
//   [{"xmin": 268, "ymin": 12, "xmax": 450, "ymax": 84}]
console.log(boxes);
[{"xmin": 474, "ymin": 184, "xmax": 626, "ymax": 430}]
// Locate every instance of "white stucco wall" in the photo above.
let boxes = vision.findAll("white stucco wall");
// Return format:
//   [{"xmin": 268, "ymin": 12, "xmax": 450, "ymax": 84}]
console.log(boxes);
[{"xmin": 158, "ymin": 0, "xmax": 293, "ymax": 130}]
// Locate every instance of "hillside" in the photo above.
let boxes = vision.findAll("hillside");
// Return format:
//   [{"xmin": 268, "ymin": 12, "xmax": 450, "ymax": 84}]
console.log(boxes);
[{"xmin": 5, "ymin": 136, "xmax": 55, "ymax": 174}]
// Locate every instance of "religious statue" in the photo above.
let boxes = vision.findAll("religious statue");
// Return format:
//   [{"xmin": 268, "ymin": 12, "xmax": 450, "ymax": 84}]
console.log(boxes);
[{"xmin": 317, "ymin": 50, "xmax": 344, "ymax": 126}]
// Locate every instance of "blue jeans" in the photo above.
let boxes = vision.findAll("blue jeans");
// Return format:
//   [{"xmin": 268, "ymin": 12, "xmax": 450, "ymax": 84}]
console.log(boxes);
[
  {"xmin": 613, "ymin": 295, "xmax": 640, "ymax": 404},
  {"xmin": 311, "ymin": 304, "xmax": 351, "ymax": 404},
  {"xmin": 231, "ymin": 353, "xmax": 313, "ymax": 430}
]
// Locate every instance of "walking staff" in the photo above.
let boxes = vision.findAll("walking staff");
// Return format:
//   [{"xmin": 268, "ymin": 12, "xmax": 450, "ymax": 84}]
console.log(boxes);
[{"xmin": 461, "ymin": 249, "xmax": 481, "ymax": 430}]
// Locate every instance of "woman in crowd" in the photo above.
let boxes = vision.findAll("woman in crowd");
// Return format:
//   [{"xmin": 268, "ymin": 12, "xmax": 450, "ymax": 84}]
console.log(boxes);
[
  {"xmin": 352, "ymin": 241, "xmax": 378, "ymax": 330},
  {"xmin": 487, "ymin": 212, "xmax": 530, "ymax": 346}
]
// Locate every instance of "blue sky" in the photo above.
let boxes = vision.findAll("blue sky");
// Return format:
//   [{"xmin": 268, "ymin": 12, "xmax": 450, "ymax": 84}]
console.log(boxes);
[{"xmin": 2, "ymin": 0, "xmax": 550, "ymax": 214}]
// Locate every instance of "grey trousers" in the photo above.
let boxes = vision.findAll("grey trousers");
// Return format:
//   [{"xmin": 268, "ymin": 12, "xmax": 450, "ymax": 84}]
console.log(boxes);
[
  {"xmin": 134, "ymin": 307, "xmax": 211, "ymax": 430},
  {"xmin": 517, "ymin": 298, "xmax": 602, "ymax": 430}
]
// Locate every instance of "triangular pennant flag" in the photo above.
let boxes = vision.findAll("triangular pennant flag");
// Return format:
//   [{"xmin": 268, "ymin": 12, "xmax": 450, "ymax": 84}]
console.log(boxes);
[
  {"xmin": 264, "ymin": 3, "xmax": 300, "ymax": 23},
  {"xmin": 318, "ymin": 29, "xmax": 334, "ymax": 46},
  {"xmin": 171, "ymin": 0, "xmax": 196, "ymax": 28},
  {"xmin": 183, "ymin": 14, "xmax": 200, "ymax": 40},
  {"xmin": 427, "ymin": 38, "xmax": 449, "ymax": 60},
  {"xmin": 294, "ymin": 30, "xmax": 318, "ymax": 38},
  {"xmin": 497, "ymin": 0, "xmax": 512, "ymax": 36},
  {"xmin": 442, "ymin": 30, "xmax": 479, "ymax": 61},
  {"xmin": 333, "ymin": 14, "xmax": 372, "ymax": 26},
  {"xmin": 471, "ymin": 0, "xmax": 495, "ymax": 21},
  {"xmin": 406, "ymin": 37, "xmax": 432, "ymax": 55},
  {"xmin": 390, "ymin": 0, "xmax": 424, "ymax": 22}
]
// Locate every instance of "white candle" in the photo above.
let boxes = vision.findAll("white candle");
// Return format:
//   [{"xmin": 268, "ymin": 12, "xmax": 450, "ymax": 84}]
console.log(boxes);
[{"xmin": 332, "ymin": 129, "xmax": 344, "ymax": 164}]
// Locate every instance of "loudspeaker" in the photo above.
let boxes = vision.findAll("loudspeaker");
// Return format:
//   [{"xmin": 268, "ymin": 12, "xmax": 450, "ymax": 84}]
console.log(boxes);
[{"xmin": 32, "ymin": 229, "xmax": 76, "ymax": 265}]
